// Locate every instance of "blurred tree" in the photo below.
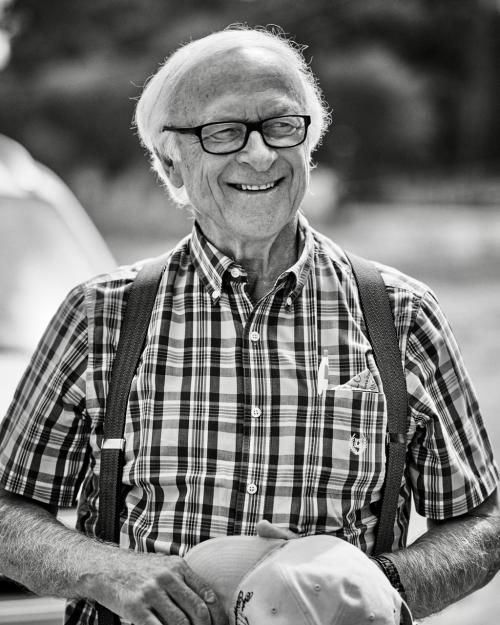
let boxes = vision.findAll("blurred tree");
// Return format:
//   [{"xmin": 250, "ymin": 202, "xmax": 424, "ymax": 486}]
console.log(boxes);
[
  {"xmin": 0, "ymin": 0, "xmax": 498, "ymax": 199},
  {"xmin": 456, "ymin": 0, "xmax": 497, "ymax": 170},
  {"xmin": 316, "ymin": 45, "xmax": 435, "ymax": 196}
]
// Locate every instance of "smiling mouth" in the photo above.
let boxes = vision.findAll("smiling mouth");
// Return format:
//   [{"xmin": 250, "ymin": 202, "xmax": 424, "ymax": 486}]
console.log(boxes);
[{"xmin": 229, "ymin": 178, "xmax": 283, "ymax": 192}]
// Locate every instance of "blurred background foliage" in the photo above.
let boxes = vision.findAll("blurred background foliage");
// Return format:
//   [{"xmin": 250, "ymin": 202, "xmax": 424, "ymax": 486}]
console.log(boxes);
[{"xmin": 1, "ymin": 0, "xmax": 499, "ymax": 243}]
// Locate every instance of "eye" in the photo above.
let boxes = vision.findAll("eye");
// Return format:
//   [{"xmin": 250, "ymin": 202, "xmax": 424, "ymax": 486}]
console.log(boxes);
[
  {"xmin": 202, "ymin": 123, "xmax": 244, "ymax": 143},
  {"xmin": 264, "ymin": 118, "xmax": 301, "ymax": 137}
]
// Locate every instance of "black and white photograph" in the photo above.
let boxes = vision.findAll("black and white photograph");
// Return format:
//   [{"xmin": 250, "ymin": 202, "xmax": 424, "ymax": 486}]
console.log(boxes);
[{"xmin": 0, "ymin": 1, "xmax": 499, "ymax": 624}]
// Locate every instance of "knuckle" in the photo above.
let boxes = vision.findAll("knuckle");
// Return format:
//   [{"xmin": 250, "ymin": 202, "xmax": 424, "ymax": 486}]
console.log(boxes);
[
  {"xmin": 136, "ymin": 579, "xmax": 161, "ymax": 602},
  {"xmin": 156, "ymin": 568, "xmax": 178, "ymax": 586},
  {"xmin": 126, "ymin": 606, "xmax": 150, "ymax": 625},
  {"xmin": 168, "ymin": 555, "xmax": 186, "ymax": 571}
]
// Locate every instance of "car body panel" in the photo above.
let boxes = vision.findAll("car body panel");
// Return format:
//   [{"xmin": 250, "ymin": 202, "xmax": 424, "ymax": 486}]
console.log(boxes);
[{"xmin": 0, "ymin": 135, "xmax": 115, "ymax": 622}]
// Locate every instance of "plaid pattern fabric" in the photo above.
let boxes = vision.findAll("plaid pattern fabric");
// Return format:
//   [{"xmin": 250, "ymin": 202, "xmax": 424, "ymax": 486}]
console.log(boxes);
[{"xmin": 0, "ymin": 216, "xmax": 498, "ymax": 625}]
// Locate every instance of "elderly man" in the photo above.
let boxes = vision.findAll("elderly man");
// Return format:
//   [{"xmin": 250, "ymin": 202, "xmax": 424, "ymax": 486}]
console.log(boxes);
[{"xmin": 0, "ymin": 26, "xmax": 498, "ymax": 625}]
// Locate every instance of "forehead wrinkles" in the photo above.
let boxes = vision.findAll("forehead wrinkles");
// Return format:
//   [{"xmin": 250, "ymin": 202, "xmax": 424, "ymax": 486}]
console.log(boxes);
[{"xmin": 169, "ymin": 47, "xmax": 307, "ymax": 123}]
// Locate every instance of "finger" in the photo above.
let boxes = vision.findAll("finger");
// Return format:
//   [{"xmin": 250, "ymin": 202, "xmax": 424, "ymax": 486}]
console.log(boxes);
[
  {"xmin": 150, "ymin": 595, "xmax": 192, "ymax": 625},
  {"xmin": 142, "ymin": 614, "xmax": 166, "ymax": 625},
  {"xmin": 126, "ymin": 606, "xmax": 165, "ymax": 625},
  {"xmin": 158, "ymin": 568, "xmax": 215, "ymax": 625},
  {"xmin": 255, "ymin": 519, "xmax": 297, "ymax": 540},
  {"xmin": 121, "ymin": 583, "xmax": 191, "ymax": 625},
  {"xmin": 183, "ymin": 564, "xmax": 229, "ymax": 625}
]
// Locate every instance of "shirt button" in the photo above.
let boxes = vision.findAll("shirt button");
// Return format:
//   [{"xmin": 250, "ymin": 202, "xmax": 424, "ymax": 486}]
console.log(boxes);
[
  {"xmin": 230, "ymin": 267, "xmax": 241, "ymax": 278},
  {"xmin": 286, "ymin": 296, "xmax": 293, "ymax": 307},
  {"xmin": 251, "ymin": 406, "xmax": 262, "ymax": 418},
  {"xmin": 250, "ymin": 331, "xmax": 260, "ymax": 342},
  {"xmin": 246, "ymin": 483, "xmax": 258, "ymax": 495},
  {"xmin": 212, "ymin": 289, "xmax": 220, "ymax": 300}
]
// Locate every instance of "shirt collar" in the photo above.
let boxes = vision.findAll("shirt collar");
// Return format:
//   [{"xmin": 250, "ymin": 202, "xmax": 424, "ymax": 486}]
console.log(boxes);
[
  {"xmin": 190, "ymin": 223, "xmax": 234, "ymax": 302},
  {"xmin": 189, "ymin": 215, "xmax": 315, "ymax": 305},
  {"xmin": 280, "ymin": 213, "xmax": 315, "ymax": 307}
]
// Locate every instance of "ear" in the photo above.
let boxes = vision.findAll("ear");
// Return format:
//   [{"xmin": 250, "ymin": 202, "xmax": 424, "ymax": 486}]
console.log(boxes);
[{"xmin": 155, "ymin": 151, "xmax": 184, "ymax": 188}]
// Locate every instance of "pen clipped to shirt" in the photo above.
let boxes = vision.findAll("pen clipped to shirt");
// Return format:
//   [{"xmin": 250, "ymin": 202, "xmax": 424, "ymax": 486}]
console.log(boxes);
[{"xmin": 317, "ymin": 348, "xmax": 329, "ymax": 396}]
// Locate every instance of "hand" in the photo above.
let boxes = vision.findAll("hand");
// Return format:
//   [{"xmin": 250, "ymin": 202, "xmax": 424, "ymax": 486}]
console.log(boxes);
[
  {"xmin": 255, "ymin": 519, "xmax": 297, "ymax": 540},
  {"xmin": 85, "ymin": 549, "xmax": 228, "ymax": 625}
]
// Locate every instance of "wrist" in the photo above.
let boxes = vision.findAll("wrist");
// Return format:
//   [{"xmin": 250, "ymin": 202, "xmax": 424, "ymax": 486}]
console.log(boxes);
[
  {"xmin": 370, "ymin": 554, "xmax": 406, "ymax": 599},
  {"xmin": 76, "ymin": 541, "xmax": 124, "ymax": 600}
]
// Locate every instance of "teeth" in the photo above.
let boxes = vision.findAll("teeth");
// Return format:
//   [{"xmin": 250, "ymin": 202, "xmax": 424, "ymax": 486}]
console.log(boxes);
[{"xmin": 235, "ymin": 181, "xmax": 277, "ymax": 191}]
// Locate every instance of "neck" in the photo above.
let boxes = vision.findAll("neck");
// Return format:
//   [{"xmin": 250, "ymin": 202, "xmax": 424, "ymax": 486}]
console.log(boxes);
[
  {"xmin": 243, "ymin": 240, "xmax": 297, "ymax": 302},
  {"xmin": 198, "ymin": 217, "xmax": 301, "ymax": 302}
]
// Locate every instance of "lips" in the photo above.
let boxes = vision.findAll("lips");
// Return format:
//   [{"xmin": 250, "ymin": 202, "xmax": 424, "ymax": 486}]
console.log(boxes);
[{"xmin": 228, "ymin": 178, "xmax": 283, "ymax": 192}]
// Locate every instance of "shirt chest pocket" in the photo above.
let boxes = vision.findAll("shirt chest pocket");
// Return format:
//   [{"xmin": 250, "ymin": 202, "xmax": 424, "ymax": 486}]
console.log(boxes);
[{"xmin": 321, "ymin": 385, "xmax": 387, "ymax": 503}]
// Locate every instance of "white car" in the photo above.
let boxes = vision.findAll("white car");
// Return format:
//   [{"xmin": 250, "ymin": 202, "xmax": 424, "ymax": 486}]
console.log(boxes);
[
  {"xmin": 0, "ymin": 135, "xmax": 115, "ymax": 622},
  {"xmin": 0, "ymin": 135, "xmax": 116, "ymax": 416}
]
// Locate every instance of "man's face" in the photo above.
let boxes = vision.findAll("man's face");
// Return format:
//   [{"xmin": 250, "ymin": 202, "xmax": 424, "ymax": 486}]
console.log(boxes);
[{"xmin": 165, "ymin": 47, "xmax": 311, "ymax": 247}]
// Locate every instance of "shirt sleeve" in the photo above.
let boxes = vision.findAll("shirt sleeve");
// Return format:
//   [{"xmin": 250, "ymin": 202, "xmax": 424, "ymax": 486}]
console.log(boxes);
[
  {"xmin": 0, "ymin": 284, "xmax": 90, "ymax": 508},
  {"xmin": 405, "ymin": 289, "xmax": 499, "ymax": 519}
]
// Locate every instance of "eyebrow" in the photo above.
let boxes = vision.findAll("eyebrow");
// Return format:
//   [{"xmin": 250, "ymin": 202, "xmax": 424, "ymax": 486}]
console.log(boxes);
[
  {"xmin": 203, "ymin": 111, "xmax": 302, "ymax": 126},
  {"xmin": 267, "ymin": 104, "xmax": 299, "ymax": 116},
  {"xmin": 165, "ymin": 112, "xmax": 304, "ymax": 130},
  {"xmin": 199, "ymin": 98, "xmax": 302, "ymax": 125}
]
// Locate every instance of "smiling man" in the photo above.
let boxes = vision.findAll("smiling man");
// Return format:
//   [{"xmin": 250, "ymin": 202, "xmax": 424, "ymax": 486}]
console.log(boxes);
[
  {"xmin": 157, "ymin": 45, "xmax": 309, "ymax": 301},
  {"xmin": 139, "ymin": 35, "xmax": 327, "ymax": 304},
  {"xmin": 0, "ymin": 26, "xmax": 499, "ymax": 625}
]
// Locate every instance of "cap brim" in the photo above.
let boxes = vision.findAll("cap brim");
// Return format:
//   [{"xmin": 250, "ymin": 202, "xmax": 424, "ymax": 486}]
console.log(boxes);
[{"xmin": 184, "ymin": 535, "xmax": 284, "ymax": 611}]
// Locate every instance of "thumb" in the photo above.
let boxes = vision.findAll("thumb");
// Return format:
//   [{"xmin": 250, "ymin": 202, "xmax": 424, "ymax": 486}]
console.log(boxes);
[{"xmin": 255, "ymin": 520, "xmax": 297, "ymax": 540}]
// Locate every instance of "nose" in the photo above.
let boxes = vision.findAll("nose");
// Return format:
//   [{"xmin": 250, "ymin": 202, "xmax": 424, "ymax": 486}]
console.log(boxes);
[{"xmin": 235, "ymin": 130, "xmax": 278, "ymax": 171}]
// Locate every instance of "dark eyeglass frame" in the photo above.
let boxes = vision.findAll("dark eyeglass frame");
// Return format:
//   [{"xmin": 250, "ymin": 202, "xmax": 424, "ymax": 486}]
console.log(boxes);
[{"xmin": 161, "ymin": 114, "xmax": 311, "ymax": 155}]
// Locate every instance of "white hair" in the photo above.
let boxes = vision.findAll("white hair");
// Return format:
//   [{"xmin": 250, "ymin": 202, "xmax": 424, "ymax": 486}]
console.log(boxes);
[{"xmin": 134, "ymin": 25, "xmax": 331, "ymax": 207}]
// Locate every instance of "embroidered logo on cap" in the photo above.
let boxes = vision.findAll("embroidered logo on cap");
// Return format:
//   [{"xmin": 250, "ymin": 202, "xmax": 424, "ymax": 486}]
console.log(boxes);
[
  {"xmin": 234, "ymin": 590, "xmax": 252, "ymax": 624},
  {"xmin": 349, "ymin": 433, "xmax": 368, "ymax": 455}
]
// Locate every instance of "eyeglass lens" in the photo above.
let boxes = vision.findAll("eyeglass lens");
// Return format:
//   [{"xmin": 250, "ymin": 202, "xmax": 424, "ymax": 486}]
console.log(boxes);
[{"xmin": 200, "ymin": 116, "xmax": 307, "ymax": 154}]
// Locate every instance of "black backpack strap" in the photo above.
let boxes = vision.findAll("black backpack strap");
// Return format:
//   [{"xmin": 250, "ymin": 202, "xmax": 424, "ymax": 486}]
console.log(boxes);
[
  {"xmin": 97, "ymin": 257, "xmax": 167, "ymax": 625},
  {"xmin": 347, "ymin": 252, "xmax": 409, "ymax": 556}
]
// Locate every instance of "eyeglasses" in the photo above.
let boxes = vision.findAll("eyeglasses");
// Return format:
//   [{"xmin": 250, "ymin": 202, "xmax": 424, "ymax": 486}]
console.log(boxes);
[{"xmin": 162, "ymin": 115, "xmax": 311, "ymax": 155}]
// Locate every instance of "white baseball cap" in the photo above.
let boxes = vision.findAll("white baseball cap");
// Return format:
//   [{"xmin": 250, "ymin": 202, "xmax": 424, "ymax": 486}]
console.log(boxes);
[{"xmin": 185, "ymin": 534, "xmax": 413, "ymax": 625}]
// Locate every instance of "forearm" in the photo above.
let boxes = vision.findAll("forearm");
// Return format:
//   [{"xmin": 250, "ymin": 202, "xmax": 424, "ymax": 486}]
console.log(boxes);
[
  {"xmin": 389, "ymin": 500, "xmax": 500, "ymax": 618},
  {"xmin": 0, "ymin": 489, "xmax": 227, "ymax": 625},
  {"xmin": 0, "ymin": 488, "xmax": 119, "ymax": 599}
]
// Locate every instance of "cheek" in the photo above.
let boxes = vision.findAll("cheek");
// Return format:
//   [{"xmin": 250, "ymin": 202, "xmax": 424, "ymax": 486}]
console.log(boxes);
[
  {"xmin": 185, "ymin": 156, "xmax": 222, "ymax": 187},
  {"xmin": 190, "ymin": 168, "xmax": 228, "ymax": 208},
  {"xmin": 183, "ymin": 161, "xmax": 207, "ymax": 193}
]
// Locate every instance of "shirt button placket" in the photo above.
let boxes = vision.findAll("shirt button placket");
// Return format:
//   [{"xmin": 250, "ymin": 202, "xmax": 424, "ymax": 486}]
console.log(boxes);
[
  {"xmin": 240, "ymin": 326, "xmax": 261, "ymax": 525},
  {"xmin": 246, "ymin": 483, "xmax": 258, "ymax": 495}
]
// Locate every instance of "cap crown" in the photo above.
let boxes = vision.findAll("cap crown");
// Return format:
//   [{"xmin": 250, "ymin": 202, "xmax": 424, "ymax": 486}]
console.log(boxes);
[{"xmin": 232, "ymin": 536, "xmax": 401, "ymax": 625}]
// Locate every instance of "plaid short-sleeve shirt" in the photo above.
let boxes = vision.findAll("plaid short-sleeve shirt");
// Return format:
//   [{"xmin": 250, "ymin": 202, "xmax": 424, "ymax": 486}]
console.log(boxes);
[{"xmin": 0, "ymin": 216, "xmax": 498, "ymax": 625}]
